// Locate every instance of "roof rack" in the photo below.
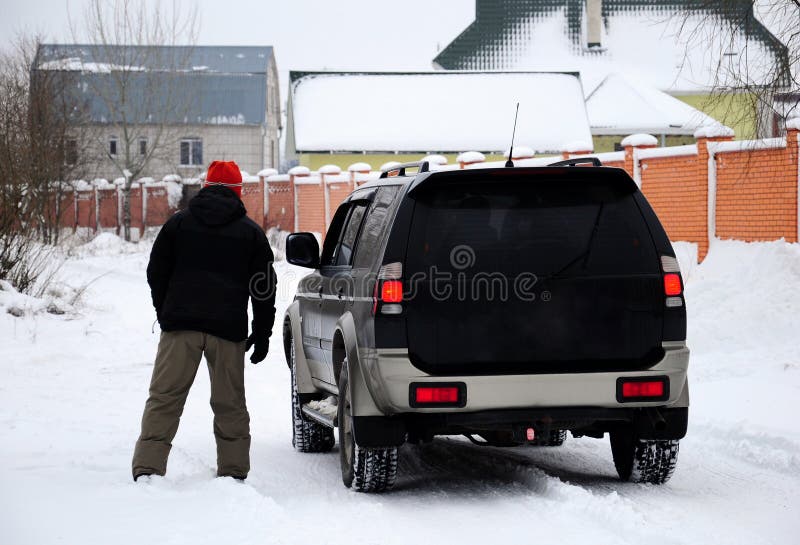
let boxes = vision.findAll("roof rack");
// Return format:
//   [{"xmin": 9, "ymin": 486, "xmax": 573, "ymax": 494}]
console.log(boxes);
[
  {"xmin": 379, "ymin": 161, "xmax": 430, "ymax": 179},
  {"xmin": 548, "ymin": 157, "xmax": 603, "ymax": 167}
]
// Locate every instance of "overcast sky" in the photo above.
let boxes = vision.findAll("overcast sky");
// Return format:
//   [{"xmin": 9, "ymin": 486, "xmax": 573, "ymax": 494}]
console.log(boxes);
[{"xmin": 1, "ymin": 0, "xmax": 475, "ymax": 87}]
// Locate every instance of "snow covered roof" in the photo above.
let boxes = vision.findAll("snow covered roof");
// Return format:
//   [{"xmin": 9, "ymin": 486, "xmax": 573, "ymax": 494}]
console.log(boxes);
[
  {"xmin": 288, "ymin": 71, "xmax": 592, "ymax": 154},
  {"xmin": 36, "ymin": 45, "xmax": 274, "ymax": 75},
  {"xmin": 433, "ymin": 1, "xmax": 788, "ymax": 93},
  {"xmin": 586, "ymin": 73, "xmax": 719, "ymax": 135},
  {"xmin": 34, "ymin": 44, "xmax": 276, "ymax": 126}
]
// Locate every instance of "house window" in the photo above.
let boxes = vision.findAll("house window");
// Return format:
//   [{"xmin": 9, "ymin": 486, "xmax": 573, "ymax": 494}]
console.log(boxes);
[
  {"xmin": 65, "ymin": 138, "xmax": 78, "ymax": 166},
  {"xmin": 180, "ymin": 138, "xmax": 203, "ymax": 166},
  {"xmin": 139, "ymin": 138, "xmax": 147, "ymax": 156},
  {"xmin": 109, "ymin": 136, "xmax": 118, "ymax": 156}
]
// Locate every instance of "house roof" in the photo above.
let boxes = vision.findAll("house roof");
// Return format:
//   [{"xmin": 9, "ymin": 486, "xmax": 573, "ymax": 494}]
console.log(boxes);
[
  {"xmin": 433, "ymin": 0, "xmax": 789, "ymax": 93},
  {"xmin": 288, "ymin": 71, "xmax": 593, "ymax": 154},
  {"xmin": 35, "ymin": 45, "xmax": 275, "ymax": 125},
  {"xmin": 36, "ymin": 45, "xmax": 274, "ymax": 74},
  {"xmin": 586, "ymin": 73, "xmax": 719, "ymax": 135}
]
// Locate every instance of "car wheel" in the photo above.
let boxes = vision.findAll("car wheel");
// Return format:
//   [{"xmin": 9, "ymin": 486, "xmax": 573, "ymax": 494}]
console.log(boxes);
[
  {"xmin": 289, "ymin": 335, "xmax": 334, "ymax": 453},
  {"xmin": 337, "ymin": 361, "xmax": 397, "ymax": 493},
  {"xmin": 610, "ymin": 431, "xmax": 679, "ymax": 484}
]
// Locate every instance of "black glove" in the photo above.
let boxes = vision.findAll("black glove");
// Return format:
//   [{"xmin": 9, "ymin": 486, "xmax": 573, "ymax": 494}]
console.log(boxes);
[{"xmin": 246, "ymin": 332, "xmax": 269, "ymax": 364}]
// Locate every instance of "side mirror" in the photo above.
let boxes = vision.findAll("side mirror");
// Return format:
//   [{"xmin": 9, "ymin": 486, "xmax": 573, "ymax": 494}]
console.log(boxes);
[{"xmin": 286, "ymin": 232, "xmax": 320, "ymax": 269}]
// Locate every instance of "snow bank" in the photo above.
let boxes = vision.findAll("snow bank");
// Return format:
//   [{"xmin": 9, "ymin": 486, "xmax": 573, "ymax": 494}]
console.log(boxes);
[
  {"xmin": 671, "ymin": 241, "xmax": 699, "ymax": 280},
  {"xmin": 256, "ymin": 168, "xmax": 278, "ymax": 178},
  {"xmin": 288, "ymin": 166, "xmax": 311, "ymax": 176},
  {"xmin": 620, "ymin": 133, "xmax": 657, "ymax": 147},
  {"xmin": 787, "ymin": 116, "xmax": 800, "ymax": 131},
  {"xmin": 686, "ymin": 239, "xmax": 800, "ymax": 381}
]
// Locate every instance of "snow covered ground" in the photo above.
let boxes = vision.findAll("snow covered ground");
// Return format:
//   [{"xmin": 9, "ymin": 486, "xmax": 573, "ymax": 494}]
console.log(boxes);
[{"xmin": 1, "ymin": 234, "xmax": 798, "ymax": 545}]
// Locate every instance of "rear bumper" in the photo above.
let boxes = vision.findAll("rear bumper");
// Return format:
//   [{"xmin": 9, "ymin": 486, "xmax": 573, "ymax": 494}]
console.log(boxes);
[
  {"xmin": 358, "ymin": 341, "xmax": 690, "ymax": 415},
  {"xmin": 352, "ymin": 406, "xmax": 688, "ymax": 447}
]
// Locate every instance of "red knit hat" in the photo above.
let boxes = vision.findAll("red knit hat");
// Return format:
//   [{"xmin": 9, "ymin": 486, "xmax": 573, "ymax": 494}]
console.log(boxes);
[{"xmin": 205, "ymin": 160, "xmax": 243, "ymax": 198}]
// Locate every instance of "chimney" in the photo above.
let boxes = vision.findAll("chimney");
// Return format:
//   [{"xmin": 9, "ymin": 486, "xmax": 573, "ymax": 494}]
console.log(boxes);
[{"xmin": 587, "ymin": 0, "xmax": 602, "ymax": 49}]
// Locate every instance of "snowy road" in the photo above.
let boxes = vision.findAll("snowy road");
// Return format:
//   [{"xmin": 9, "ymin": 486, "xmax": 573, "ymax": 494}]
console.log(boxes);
[{"xmin": 1, "ymin": 235, "xmax": 799, "ymax": 545}]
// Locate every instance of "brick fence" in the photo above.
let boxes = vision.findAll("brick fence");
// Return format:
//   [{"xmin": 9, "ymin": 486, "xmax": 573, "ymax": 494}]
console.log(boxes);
[
  {"xmin": 56, "ymin": 123, "xmax": 799, "ymax": 262},
  {"xmin": 268, "ymin": 125, "xmax": 798, "ymax": 261}
]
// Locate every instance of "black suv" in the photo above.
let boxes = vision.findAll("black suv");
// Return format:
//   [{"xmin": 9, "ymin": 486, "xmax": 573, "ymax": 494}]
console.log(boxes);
[{"xmin": 283, "ymin": 159, "xmax": 689, "ymax": 492}]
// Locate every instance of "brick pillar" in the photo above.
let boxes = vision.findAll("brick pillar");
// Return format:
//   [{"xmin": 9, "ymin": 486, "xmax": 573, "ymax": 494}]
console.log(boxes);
[
  {"xmin": 785, "ymin": 119, "xmax": 800, "ymax": 243},
  {"xmin": 258, "ymin": 169, "xmax": 278, "ymax": 228},
  {"xmin": 621, "ymin": 134, "xmax": 658, "ymax": 181},
  {"xmin": 695, "ymin": 126, "xmax": 735, "ymax": 261},
  {"xmin": 319, "ymin": 164, "xmax": 342, "ymax": 228},
  {"xmin": 348, "ymin": 162, "xmax": 371, "ymax": 187},
  {"xmin": 289, "ymin": 166, "xmax": 311, "ymax": 233}
]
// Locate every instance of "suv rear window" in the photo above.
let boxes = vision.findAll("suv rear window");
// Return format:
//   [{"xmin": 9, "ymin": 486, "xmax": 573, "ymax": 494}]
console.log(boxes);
[
  {"xmin": 403, "ymin": 177, "xmax": 664, "ymax": 375},
  {"xmin": 407, "ymin": 179, "xmax": 657, "ymax": 278}
]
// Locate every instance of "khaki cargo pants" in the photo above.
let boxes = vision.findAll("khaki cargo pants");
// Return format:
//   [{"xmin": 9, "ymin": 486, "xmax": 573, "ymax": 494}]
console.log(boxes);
[{"xmin": 132, "ymin": 331, "xmax": 250, "ymax": 478}]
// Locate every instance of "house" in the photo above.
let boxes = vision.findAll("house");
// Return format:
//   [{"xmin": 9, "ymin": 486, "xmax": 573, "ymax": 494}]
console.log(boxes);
[
  {"xmin": 34, "ymin": 44, "xmax": 281, "ymax": 179},
  {"xmin": 433, "ymin": 0, "xmax": 791, "ymax": 139},
  {"xmin": 285, "ymin": 70, "xmax": 593, "ymax": 169},
  {"xmin": 586, "ymin": 73, "xmax": 719, "ymax": 150}
]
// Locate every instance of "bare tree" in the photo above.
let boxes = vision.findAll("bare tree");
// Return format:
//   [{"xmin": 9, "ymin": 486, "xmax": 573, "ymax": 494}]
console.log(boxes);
[
  {"xmin": 0, "ymin": 35, "xmax": 89, "ymax": 292},
  {"xmin": 674, "ymin": 1, "xmax": 799, "ymax": 138},
  {"xmin": 69, "ymin": 0, "xmax": 199, "ymax": 241}
]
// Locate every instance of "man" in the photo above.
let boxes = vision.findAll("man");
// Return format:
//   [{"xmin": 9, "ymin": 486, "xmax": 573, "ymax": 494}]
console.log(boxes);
[{"xmin": 132, "ymin": 160, "xmax": 276, "ymax": 482}]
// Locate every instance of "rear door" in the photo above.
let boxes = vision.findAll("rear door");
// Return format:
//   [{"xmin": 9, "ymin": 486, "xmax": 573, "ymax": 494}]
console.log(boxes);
[
  {"xmin": 403, "ymin": 174, "xmax": 664, "ymax": 375},
  {"xmin": 319, "ymin": 200, "xmax": 370, "ymax": 371}
]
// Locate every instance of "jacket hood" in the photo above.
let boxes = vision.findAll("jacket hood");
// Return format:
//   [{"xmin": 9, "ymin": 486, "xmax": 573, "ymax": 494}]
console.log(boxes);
[{"xmin": 189, "ymin": 186, "xmax": 247, "ymax": 226}]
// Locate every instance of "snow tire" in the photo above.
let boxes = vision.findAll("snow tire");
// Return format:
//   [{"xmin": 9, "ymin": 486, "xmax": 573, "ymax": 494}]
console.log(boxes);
[
  {"xmin": 289, "ymin": 336, "xmax": 335, "ymax": 453},
  {"xmin": 610, "ymin": 432, "xmax": 679, "ymax": 485},
  {"xmin": 540, "ymin": 429, "xmax": 568, "ymax": 447},
  {"xmin": 338, "ymin": 362, "xmax": 398, "ymax": 493}
]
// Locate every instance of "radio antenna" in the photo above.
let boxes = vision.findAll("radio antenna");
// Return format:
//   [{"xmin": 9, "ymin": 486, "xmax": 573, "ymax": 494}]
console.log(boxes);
[{"xmin": 505, "ymin": 102, "xmax": 520, "ymax": 168}]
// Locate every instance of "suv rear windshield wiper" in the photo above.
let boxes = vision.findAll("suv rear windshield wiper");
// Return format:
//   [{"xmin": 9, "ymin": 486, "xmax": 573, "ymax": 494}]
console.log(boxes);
[{"xmin": 548, "ymin": 202, "xmax": 605, "ymax": 279}]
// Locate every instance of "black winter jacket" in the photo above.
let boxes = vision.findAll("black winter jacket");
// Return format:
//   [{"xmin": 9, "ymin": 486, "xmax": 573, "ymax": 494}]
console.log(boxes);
[{"xmin": 146, "ymin": 186, "xmax": 277, "ymax": 343}]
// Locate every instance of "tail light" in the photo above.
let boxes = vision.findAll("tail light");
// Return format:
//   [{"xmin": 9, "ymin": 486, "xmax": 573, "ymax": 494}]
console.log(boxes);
[
  {"xmin": 409, "ymin": 382, "xmax": 466, "ymax": 407},
  {"xmin": 616, "ymin": 377, "xmax": 669, "ymax": 402},
  {"xmin": 373, "ymin": 262, "xmax": 404, "ymax": 315},
  {"xmin": 660, "ymin": 256, "xmax": 683, "ymax": 307}
]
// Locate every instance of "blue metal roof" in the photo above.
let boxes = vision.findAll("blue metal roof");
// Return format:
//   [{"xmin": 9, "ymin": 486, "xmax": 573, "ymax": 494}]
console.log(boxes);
[{"xmin": 35, "ymin": 45, "xmax": 274, "ymax": 125}]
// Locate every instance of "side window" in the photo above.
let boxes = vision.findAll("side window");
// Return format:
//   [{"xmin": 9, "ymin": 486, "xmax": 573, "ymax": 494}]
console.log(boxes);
[
  {"xmin": 320, "ymin": 204, "xmax": 351, "ymax": 267},
  {"xmin": 353, "ymin": 186, "xmax": 402, "ymax": 269},
  {"xmin": 333, "ymin": 203, "xmax": 368, "ymax": 266}
]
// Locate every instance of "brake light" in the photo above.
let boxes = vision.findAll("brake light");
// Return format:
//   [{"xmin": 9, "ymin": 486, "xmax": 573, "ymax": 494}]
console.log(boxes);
[
  {"xmin": 410, "ymin": 382, "xmax": 466, "ymax": 407},
  {"xmin": 622, "ymin": 381, "xmax": 664, "ymax": 398},
  {"xmin": 415, "ymin": 386, "xmax": 459, "ymax": 404},
  {"xmin": 663, "ymin": 273, "xmax": 682, "ymax": 296},
  {"xmin": 381, "ymin": 280, "xmax": 403, "ymax": 303},
  {"xmin": 617, "ymin": 377, "xmax": 669, "ymax": 402}
]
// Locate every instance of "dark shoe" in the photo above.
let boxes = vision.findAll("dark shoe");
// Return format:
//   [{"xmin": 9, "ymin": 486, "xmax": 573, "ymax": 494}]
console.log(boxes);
[
  {"xmin": 133, "ymin": 472, "xmax": 153, "ymax": 482},
  {"xmin": 219, "ymin": 474, "xmax": 247, "ymax": 481}
]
